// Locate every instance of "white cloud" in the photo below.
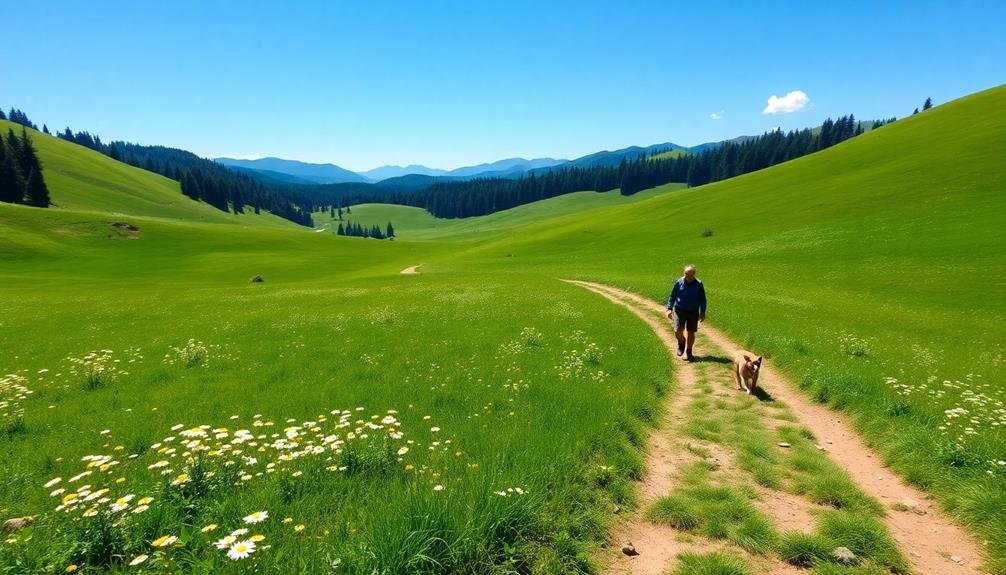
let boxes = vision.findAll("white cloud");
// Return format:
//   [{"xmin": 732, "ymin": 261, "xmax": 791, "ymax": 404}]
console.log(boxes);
[
  {"xmin": 709, "ymin": 111, "xmax": 724, "ymax": 120},
  {"xmin": 762, "ymin": 90, "xmax": 810, "ymax": 114}
]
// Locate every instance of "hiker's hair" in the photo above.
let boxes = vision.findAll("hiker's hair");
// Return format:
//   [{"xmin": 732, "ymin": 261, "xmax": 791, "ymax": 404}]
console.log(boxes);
[{"xmin": 684, "ymin": 264, "xmax": 697, "ymax": 274}]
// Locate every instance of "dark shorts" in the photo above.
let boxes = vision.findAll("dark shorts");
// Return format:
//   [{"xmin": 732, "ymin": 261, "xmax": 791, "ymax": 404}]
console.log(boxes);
[{"xmin": 673, "ymin": 308, "xmax": 700, "ymax": 333}]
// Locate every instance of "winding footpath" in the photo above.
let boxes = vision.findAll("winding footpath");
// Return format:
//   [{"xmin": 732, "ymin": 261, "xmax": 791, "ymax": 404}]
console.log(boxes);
[{"xmin": 565, "ymin": 280, "xmax": 986, "ymax": 575}]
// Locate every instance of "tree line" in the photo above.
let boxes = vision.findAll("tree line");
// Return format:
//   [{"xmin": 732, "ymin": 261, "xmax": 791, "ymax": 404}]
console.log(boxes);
[
  {"xmin": 0, "ymin": 108, "xmax": 40, "ymax": 131},
  {"xmin": 54, "ymin": 127, "xmax": 313, "ymax": 226},
  {"xmin": 336, "ymin": 221, "xmax": 395, "ymax": 239},
  {"xmin": 0, "ymin": 127, "xmax": 51, "ymax": 207}
]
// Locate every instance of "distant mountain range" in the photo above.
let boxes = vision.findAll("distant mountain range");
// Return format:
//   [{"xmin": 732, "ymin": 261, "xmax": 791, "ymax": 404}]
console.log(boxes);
[
  {"xmin": 214, "ymin": 157, "xmax": 370, "ymax": 184},
  {"xmin": 215, "ymin": 156, "xmax": 569, "ymax": 185},
  {"xmin": 214, "ymin": 143, "xmax": 698, "ymax": 187},
  {"xmin": 217, "ymin": 128, "xmax": 865, "ymax": 187}
]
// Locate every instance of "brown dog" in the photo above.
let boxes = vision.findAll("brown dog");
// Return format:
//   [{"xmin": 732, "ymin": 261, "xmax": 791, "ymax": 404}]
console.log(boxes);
[{"xmin": 732, "ymin": 351, "xmax": 763, "ymax": 394}]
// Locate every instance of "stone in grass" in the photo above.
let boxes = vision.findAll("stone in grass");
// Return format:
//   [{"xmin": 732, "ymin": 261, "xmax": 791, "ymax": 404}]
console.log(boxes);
[
  {"xmin": 622, "ymin": 542, "xmax": 639, "ymax": 556},
  {"xmin": 777, "ymin": 442, "xmax": 792, "ymax": 448},
  {"xmin": 1, "ymin": 516, "xmax": 34, "ymax": 533},
  {"xmin": 832, "ymin": 547, "xmax": 858, "ymax": 566},
  {"xmin": 703, "ymin": 457, "xmax": 721, "ymax": 470},
  {"xmin": 250, "ymin": 275, "xmax": 264, "ymax": 283},
  {"xmin": 110, "ymin": 221, "xmax": 139, "ymax": 232}
]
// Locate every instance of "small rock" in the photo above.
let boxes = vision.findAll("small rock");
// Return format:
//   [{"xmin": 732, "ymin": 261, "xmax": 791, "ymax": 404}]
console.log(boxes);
[
  {"xmin": 777, "ymin": 442, "xmax": 791, "ymax": 448},
  {"xmin": 950, "ymin": 555, "xmax": 964, "ymax": 564},
  {"xmin": 832, "ymin": 547, "xmax": 858, "ymax": 566},
  {"xmin": 815, "ymin": 444, "xmax": 825, "ymax": 450},
  {"xmin": 1, "ymin": 516, "xmax": 34, "ymax": 533},
  {"xmin": 703, "ymin": 457, "xmax": 721, "ymax": 469},
  {"xmin": 250, "ymin": 275, "xmax": 264, "ymax": 283},
  {"xmin": 899, "ymin": 499, "xmax": 927, "ymax": 515},
  {"xmin": 622, "ymin": 542, "xmax": 639, "ymax": 556}
]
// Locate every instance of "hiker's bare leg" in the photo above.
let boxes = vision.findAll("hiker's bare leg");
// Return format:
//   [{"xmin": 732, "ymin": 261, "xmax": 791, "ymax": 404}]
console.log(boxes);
[
  {"xmin": 686, "ymin": 331, "xmax": 696, "ymax": 354},
  {"xmin": 675, "ymin": 328, "xmax": 686, "ymax": 344}
]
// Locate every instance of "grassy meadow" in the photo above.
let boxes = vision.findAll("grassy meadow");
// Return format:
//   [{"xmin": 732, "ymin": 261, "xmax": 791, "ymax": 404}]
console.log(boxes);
[
  {"xmin": 0, "ymin": 211, "xmax": 670, "ymax": 573},
  {"xmin": 1, "ymin": 84, "xmax": 1004, "ymax": 573}
]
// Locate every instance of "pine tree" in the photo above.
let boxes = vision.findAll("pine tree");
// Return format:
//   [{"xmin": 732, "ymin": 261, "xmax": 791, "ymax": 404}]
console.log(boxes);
[
  {"xmin": 108, "ymin": 142, "xmax": 122, "ymax": 161},
  {"xmin": 0, "ymin": 141, "xmax": 25, "ymax": 203},
  {"xmin": 14, "ymin": 129, "xmax": 48, "ymax": 203},
  {"xmin": 386, "ymin": 221, "xmax": 395, "ymax": 238},
  {"xmin": 0, "ymin": 109, "xmax": 6, "ymax": 120},
  {"xmin": 923, "ymin": 97, "xmax": 933, "ymax": 110},
  {"xmin": 913, "ymin": 108, "xmax": 919, "ymax": 115},
  {"xmin": 42, "ymin": 124, "xmax": 50, "ymax": 135},
  {"xmin": 25, "ymin": 168, "xmax": 50, "ymax": 207},
  {"xmin": 337, "ymin": 222, "xmax": 345, "ymax": 235}
]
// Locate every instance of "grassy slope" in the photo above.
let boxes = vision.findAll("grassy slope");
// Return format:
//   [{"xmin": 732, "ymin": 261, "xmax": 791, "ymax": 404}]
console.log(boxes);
[
  {"xmin": 0, "ymin": 120, "xmax": 294, "ymax": 227},
  {"xmin": 314, "ymin": 185, "xmax": 684, "ymax": 240},
  {"xmin": 433, "ymin": 84, "xmax": 1006, "ymax": 570},
  {"xmin": 649, "ymin": 148, "xmax": 688, "ymax": 160}
]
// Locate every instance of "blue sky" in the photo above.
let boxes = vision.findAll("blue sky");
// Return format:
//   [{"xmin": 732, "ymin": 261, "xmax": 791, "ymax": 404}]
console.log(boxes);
[{"xmin": 3, "ymin": 0, "xmax": 1004, "ymax": 170}]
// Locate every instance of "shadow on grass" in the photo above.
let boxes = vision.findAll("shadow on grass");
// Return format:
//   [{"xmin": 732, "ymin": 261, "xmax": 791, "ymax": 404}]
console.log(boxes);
[{"xmin": 692, "ymin": 354, "xmax": 733, "ymax": 365}]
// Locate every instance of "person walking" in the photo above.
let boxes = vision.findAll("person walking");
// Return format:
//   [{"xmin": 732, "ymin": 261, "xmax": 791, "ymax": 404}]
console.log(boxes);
[{"xmin": 665, "ymin": 264, "xmax": 707, "ymax": 361}]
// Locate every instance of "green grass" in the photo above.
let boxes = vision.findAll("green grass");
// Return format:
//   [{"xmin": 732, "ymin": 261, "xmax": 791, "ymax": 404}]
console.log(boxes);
[
  {"xmin": 776, "ymin": 532, "xmax": 833, "ymax": 567},
  {"xmin": 0, "ymin": 263, "xmax": 669, "ymax": 572},
  {"xmin": 1, "ymin": 84, "xmax": 1004, "ymax": 572},
  {"xmin": 670, "ymin": 552, "xmax": 752, "ymax": 575},
  {"xmin": 816, "ymin": 511, "xmax": 909, "ymax": 573},
  {"xmin": 647, "ymin": 470, "xmax": 776, "ymax": 555}
]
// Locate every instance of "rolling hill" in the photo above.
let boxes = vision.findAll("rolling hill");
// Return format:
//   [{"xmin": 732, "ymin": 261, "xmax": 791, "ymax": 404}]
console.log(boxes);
[{"xmin": 1, "ymin": 120, "xmax": 294, "ymax": 227}]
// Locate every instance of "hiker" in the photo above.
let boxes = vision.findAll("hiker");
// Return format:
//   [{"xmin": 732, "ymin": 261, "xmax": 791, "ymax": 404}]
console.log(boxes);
[{"xmin": 665, "ymin": 264, "xmax": 707, "ymax": 361}]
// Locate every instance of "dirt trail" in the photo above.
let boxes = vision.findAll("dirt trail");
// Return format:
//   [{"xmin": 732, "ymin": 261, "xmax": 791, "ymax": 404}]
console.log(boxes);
[
  {"xmin": 400, "ymin": 265, "xmax": 421, "ymax": 275},
  {"xmin": 566, "ymin": 280, "xmax": 986, "ymax": 575}
]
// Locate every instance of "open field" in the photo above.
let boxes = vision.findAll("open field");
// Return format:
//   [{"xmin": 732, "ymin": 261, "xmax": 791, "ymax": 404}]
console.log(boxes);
[{"xmin": 1, "ymin": 85, "xmax": 1004, "ymax": 573}]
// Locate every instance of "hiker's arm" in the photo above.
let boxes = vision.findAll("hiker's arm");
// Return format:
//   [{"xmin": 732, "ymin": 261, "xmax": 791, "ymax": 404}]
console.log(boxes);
[
  {"xmin": 700, "ymin": 283, "xmax": 708, "ymax": 319},
  {"xmin": 666, "ymin": 283, "xmax": 678, "ymax": 318}
]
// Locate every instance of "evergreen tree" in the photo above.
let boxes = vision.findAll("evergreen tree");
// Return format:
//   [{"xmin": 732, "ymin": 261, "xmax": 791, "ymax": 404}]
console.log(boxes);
[
  {"xmin": 337, "ymin": 222, "xmax": 345, "ymax": 235},
  {"xmin": 15, "ymin": 130, "xmax": 44, "ymax": 188},
  {"xmin": 923, "ymin": 97, "xmax": 933, "ymax": 110},
  {"xmin": 0, "ymin": 109, "xmax": 6, "ymax": 120},
  {"xmin": 913, "ymin": 108, "xmax": 920, "ymax": 115},
  {"xmin": 25, "ymin": 168, "xmax": 50, "ymax": 207},
  {"xmin": 108, "ymin": 141, "xmax": 122, "ymax": 161},
  {"xmin": 42, "ymin": 124, "xmax": 50, "ymax": 135},
  {"xmin": 386, "ymin": 221, "xmax": 395, "ymax": 238},
  {"xmin": 0, "ymin": 141, "xmax": 25, "ymax": 203}
]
